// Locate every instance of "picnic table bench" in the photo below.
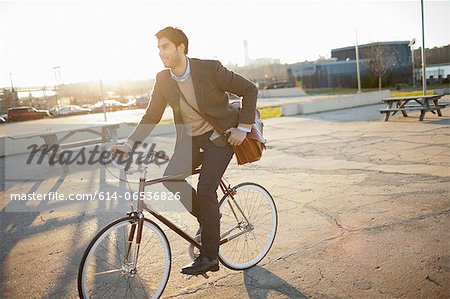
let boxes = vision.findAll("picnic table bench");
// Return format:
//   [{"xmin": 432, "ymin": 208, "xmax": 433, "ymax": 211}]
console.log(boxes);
[{"xmin": 379, "ymin": 94, "xmax": 448, "ymax": 121}]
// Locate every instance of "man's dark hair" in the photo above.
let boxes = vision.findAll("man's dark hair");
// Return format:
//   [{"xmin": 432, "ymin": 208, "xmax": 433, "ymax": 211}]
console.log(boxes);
[{"xmin": 156, "ymin": 27, "xmax": 189, "ymax": 54}]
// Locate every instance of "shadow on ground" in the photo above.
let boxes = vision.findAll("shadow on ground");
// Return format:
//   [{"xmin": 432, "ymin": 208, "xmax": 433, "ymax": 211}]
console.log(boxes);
[
  {"xmin": 428, "ymin": 118, "xmax": 450, "ymax": 125},
  {"xmin": 0, "ymin": 154, "xmax": 129, "ymax": 298},
  {"xmin": 300, "ymin": 103, "xmax": 450, "ymax": 124},
  {"xmin": 244, "ymin": 266, "xmax": 309, "ymax": 299},
  {"xmin": 301, "ymin": 104, "xmax": 385, "ymax": 123}
]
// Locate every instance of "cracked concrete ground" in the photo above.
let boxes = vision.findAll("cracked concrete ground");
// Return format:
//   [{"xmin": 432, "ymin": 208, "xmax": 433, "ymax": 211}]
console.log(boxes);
[{"xmin": 1, "ymin": 102, "xmax": 449, "ymax": 298}]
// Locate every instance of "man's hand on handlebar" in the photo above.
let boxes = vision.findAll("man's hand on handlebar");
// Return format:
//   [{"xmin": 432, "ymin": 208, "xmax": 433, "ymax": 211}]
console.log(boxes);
[{"xmin": 110, "ymin": 144, "xmax": 131, "ymax": 160}]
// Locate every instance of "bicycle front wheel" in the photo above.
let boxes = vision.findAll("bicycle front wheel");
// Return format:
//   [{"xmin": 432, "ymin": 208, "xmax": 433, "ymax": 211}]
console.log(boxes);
[
  {"xmin": 78, "ymin": 217, "xmax": 171, "ymax": 299},
  {"xmin": 218, "ymin": 182, "xmax": 277, "ymax": 270}
]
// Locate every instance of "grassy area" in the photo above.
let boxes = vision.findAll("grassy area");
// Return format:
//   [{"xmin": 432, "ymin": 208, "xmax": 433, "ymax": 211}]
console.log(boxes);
[
  {"xmin": 390, "ymin": 83, "xmax": 449, "ymax": 97},
  {"xmin": 305, "ymin": 87, "xmax": 382, "ymax": 95},
  {"xmin": 304, "ymin": 83, "xmax": 448, "ymax": 96},
  {"xmin": 390, "ymin": 83, "xmax": 449, "ymax": 92}
]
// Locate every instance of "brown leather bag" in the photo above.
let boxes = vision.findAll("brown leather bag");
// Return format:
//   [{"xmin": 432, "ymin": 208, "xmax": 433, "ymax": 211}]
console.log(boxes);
[
  {"xmin": 179, "ymin": 95, "xmax": 266, "ymax": 165},
  {"xmin": 231, "ymin": 107, "xmax": 266, "ymax": 165}
]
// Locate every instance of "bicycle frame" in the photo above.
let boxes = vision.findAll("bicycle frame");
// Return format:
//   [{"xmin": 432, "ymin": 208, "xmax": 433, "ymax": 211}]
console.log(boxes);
[{"xmin": 124, "ymin": 166, "xmax": 253, "ymax": 266}]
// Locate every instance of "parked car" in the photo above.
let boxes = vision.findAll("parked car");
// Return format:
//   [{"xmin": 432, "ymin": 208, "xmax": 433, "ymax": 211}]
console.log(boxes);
[
  {"xmin": 135, "ymin": 96, "xmax": 150, "ymax": 108},
  {"xmin": 0, "ymin": 114, "xmax": 8, "ymax": 123},
  {"xmin": 125, "ymin": 98, "xmax": 137, "ymax": 107},
  {"xmin": 264, "ymin": 80, "xmax": 294, "ymax": 90},
  {"xmin": 7, "ymin": 107, "xmax": 50, "ymax": 121},
  {"xmin": 89, "ymin": 100, "xmax": 128, "ymax": 112},
  {"xmin": 49, "ymin": 105, "xmax": 91, "ymax": 116}
]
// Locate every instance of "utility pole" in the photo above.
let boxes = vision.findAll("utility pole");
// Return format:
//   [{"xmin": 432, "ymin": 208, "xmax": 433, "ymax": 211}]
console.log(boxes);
[
  {"xmin": 355, "ymin": 29, "xmax": 362, "ymax": 93},
  {"xmin": 420, "ymin": 0, "xmax": 427, "ymax": 95},
  {"xmin": 409, "ymin": 38, "xmax": 416, "ymax": 87},
  {"xmin": 9, "ymin": 73, "xmax": 19, "ymax": 106},
  {"xmin": 244, "ymin": 40, "xmax": 250, "ymax": 66}
]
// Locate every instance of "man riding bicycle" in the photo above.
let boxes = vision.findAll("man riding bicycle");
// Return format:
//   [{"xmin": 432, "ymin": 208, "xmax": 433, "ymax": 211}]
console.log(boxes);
[{"xmin": 111, "ymin": 26, "xmax": 258, "ymax": 276}]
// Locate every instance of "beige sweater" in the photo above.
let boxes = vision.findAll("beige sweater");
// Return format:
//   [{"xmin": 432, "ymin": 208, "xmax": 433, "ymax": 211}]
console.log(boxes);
[{"xmin": 177, "ymin": 76, "xmax": 213, "ymax": 136}]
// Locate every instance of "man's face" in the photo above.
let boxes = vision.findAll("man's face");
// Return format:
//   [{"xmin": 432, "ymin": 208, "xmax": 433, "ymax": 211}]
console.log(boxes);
[{"xmin": 157, "ymin": 37, "xmax": 184, "ymax": 69}]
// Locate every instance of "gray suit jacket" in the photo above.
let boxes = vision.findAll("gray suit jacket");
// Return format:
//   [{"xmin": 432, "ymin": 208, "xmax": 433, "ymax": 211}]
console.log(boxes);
[{"xmin": 128, "ymin": 58, "xmax": 258, "ymax": 144}]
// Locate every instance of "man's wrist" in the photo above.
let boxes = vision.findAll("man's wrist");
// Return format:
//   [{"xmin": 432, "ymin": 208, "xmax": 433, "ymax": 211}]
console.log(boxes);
[{"xmin": 237, "ymin": 124, "xmax": 252, "ymax": 133}]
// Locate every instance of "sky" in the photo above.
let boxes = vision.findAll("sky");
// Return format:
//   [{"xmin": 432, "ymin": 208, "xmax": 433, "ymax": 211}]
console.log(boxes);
[{"xmin": 0, "ymin": 0, "xmax": 449, "ymax": 87}]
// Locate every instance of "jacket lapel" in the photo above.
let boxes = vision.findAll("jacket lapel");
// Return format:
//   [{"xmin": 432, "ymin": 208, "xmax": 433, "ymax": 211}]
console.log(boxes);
[
  {"xmin": 189, "ymin": 59, "xmax": 205, "ymax": 112},
  {"xmin": 165, "ymin": 71, "xmax": 183, "ymax": 101}
]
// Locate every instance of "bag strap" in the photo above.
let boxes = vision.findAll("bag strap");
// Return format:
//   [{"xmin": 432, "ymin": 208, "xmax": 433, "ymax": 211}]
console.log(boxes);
[{"xmin": 178, "ymin": 91, "xmax": 227, "ymax": 135}]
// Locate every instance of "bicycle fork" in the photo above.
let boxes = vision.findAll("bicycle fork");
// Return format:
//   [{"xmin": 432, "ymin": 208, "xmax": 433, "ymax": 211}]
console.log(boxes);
[
  {"xmin": 124, "ymin": 175, "xmax": 147, "ymax": 275},
  {"xmin": 123, "ymin": 212, "xmax": 144, "ymax": 276}
]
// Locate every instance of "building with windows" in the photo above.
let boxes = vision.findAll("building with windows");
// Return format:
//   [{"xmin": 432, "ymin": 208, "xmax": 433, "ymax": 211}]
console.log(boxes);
[{"xmin": 287, "ymin": 41, "xmax": 413, "ymax": 89}]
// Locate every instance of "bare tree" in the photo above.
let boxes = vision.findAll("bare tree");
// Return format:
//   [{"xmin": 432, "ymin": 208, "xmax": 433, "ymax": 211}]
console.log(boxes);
[{"xmin": 366, "ymin": 43, "xmax": 398, "ymax": 90}]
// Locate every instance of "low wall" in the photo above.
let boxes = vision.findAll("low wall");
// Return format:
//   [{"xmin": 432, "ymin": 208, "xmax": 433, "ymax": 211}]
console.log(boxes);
[
  {"xmin": 281, "ymin": 90, "xmax": 390, "ymax": 116},
  {"xmin": 258, "ymin": 87, "xmax": 306, "ymax": 98}
]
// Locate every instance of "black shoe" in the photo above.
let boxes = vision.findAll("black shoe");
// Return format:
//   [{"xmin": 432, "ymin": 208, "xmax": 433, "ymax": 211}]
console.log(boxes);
[{"xmin": 181, "ymin": 256, "xmax": 219, "ymax": 275}]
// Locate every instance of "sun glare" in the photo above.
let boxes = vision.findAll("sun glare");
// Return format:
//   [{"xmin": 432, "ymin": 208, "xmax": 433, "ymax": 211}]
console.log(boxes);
[{"xmin": 1, "ymin": 1, "xmax": 448, "ymax": 88}]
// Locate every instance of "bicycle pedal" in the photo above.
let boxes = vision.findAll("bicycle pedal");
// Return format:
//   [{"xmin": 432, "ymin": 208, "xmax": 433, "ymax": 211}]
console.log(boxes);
[
  {"xmin": 183, "ymin": 274, "xmax": 194, "ymax": 280},
  {"xmin": 182, "ymin": 272, "xmax": 210, "ymax": 280}
]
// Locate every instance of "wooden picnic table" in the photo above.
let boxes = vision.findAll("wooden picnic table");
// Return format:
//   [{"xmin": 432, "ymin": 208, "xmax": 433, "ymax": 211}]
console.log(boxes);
[
  {"xmin": 379, "ymin": 94, "xmax": 447, "ymax": 121},
  {"xmin": 8, "ymin": 123, "xmax": 121, "ymax": 172}
]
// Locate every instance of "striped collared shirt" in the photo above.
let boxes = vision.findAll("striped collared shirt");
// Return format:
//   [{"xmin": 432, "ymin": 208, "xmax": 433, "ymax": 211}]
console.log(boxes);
[{"xmin": 170, "ymin": 57, "xmax": 191, "ymax": 82}]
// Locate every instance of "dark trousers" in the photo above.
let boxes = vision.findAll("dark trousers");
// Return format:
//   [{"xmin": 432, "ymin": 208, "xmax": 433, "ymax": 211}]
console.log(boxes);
[{"xmin": 163, "ymin": 131, "xmax": 234, "ymax": 259}]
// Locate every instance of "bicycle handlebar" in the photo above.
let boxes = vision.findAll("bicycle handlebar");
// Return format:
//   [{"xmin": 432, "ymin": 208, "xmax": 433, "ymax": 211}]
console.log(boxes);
[{"xmin": 108, "ymin": 147, "xmax": 170, "ymax": 175}]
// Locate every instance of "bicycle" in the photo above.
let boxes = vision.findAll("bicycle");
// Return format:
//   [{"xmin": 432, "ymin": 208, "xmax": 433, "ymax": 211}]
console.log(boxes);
[{"xmin": 77, "ymin": 150, "xmax": 278, "ymax": 298}]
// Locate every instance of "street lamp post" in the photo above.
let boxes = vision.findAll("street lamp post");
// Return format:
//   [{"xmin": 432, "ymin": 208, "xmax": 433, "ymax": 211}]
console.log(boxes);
[
  {"xmin": 409, "ymin": 38, "xmax": 416, "ymax": 87},
  {"xmin": 99, "ymin": 79, "xmax": 107, "ymax": 122},
  {"xmin": 9, "ymin": 72, "xmax": 15, "ymax": 91},
  {"xmin": 53, "ymin": 66, "xmax": 61, "ymax": 109}
]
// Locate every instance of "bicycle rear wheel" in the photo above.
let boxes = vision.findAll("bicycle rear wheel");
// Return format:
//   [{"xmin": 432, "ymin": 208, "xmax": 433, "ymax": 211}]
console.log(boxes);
[
  {"xmin": 218, "ymin": 182, "xmax": 277, "ymax": 270},
  {"xmin": 78, "ymin": 217, "xmax": 171, "ymax": 299}
]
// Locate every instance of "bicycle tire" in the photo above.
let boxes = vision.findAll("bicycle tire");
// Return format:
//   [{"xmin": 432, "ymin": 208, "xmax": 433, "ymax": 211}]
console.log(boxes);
[
  {"xmin": 218, "ymin": 182, "xmax": 277, "ymax": 270},
  {"xmin": 78, "ymin": 216, "xmax": 171, "ymax": 299}
]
